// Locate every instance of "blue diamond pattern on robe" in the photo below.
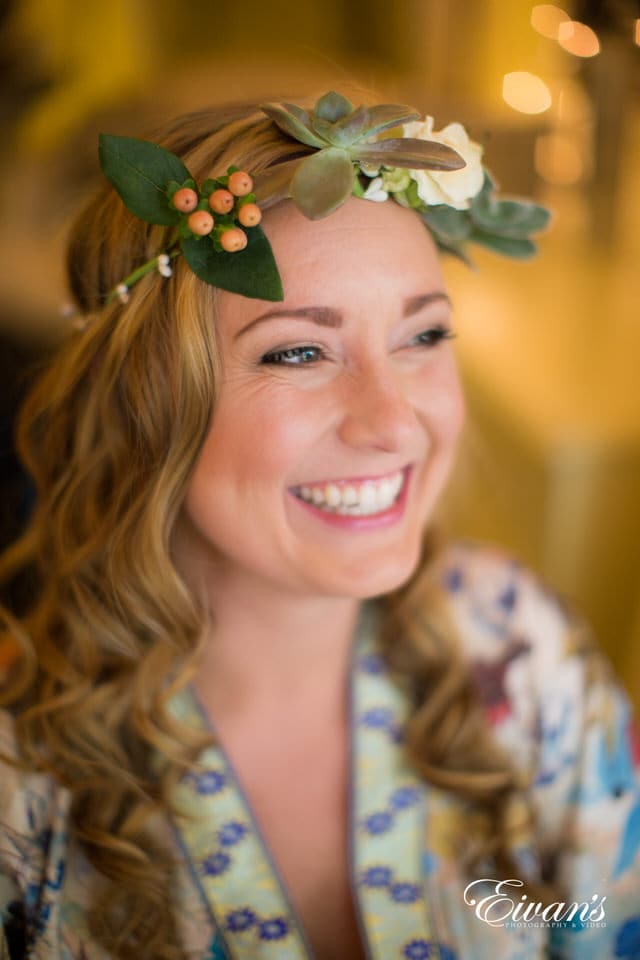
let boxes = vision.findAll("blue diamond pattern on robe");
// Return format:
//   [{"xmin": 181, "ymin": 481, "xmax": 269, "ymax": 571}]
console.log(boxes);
[
  {"xmin": 195, "ymin": 770, "xmax": 227, "ymax": 795},
  {"xmin": 258, "ymin": 916, "xmax": 289, "ymax": 940},
  {"xmin": 224, "ymin": 907, "xmax": 256, "ymax": 932},
  {"xmin": 202, "ymin": 852, "xmax": 231, "ymax": 876}
]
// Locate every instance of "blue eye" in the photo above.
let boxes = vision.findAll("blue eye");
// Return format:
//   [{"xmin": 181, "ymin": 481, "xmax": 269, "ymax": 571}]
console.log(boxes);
[
  {"xmin": 411, "ymin": 325, "xmax": 456, "ymax": 347},
  {"xmin": 260, "ymin": 345, "xmax": 324, "ymax": 366}
]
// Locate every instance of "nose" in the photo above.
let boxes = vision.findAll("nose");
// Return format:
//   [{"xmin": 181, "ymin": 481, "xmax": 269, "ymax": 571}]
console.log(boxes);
[{"xmin": 337, "ymin": 363, "xmax": 419, "ymax": 453}]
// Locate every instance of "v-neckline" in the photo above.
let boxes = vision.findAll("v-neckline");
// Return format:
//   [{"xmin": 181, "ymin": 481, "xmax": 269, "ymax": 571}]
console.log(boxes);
[{"xmin": 168, "ymin": 600, "xmax": 442, "ymax": 960}]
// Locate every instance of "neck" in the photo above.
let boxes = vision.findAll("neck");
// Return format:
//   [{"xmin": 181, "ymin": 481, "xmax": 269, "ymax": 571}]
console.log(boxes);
[{"xmin": 172, "ymin": 521, "xmax": 363, "ymax": 724}]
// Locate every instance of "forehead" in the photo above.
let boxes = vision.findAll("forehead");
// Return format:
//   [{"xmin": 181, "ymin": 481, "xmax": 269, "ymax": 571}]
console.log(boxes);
[{"xmin": 216, "ymin": 196, "xmax": 445, "ymax": 324}]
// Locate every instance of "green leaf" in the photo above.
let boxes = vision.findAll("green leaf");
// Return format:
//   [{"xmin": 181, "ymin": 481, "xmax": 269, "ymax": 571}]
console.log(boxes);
[
  {"xmin": 309, "ymin": 116, "xmax": 338, "ymax": 143},
  {"xmin": 429, "ymin": 232, "xmax": 473, "ymax": 265},
  {"xmin": 260, "ymin": 103, "xmax": 326, "ymax": 148},
  {"xmin": 469, "ymin": 230, "xmax": 537, "ymax": 258},
  {"xmin": 309, "ymin": 105, "xmax": 372, "ymax": 148},
  {"xmin": 181, "ymin": 225, "xmax": 284, "ymax": 301},
  {"xmin": 253, "ymin": 157, "xmax": 307, "ymax": 206},
  {"xmin": 420, "ymin": 205, "xmax": 472, "ymax": 244},
  {"xmin": 352, "ymin": 138, "xmax": 465, "ymax": 171},
  {"xmin": 359, "ymin": 104, "xmax": 420, "ymax": 138},
  {"xmin": 332, "ymin": 105, "xmax": 370, "ymax": 143},
  {"xmin": 99, "ymin": 134, "xmax": 191, "ymax": 225},
  {"xmin": 468, "ymin": 171, "xmax": 551, "ymax": 240},
  {"xmin": 201, "ymin": 178, "xmax": 218, "ymax": 197},
  {"xmin": 471, "ymin": 196, "xmax": 551, "ymax": 237},
  {"xmin": 280, "ymin": 102, "xmax": 313, "ymax": 126},
  {"xmin": 314, "ymin": 91, "xmax": 354, "ymax": 122},
  {"xmin": 290, "ymin": 148, "xmax": 355, "ymax": 219},
  {"xmin": 402, "ymin": 180, "xmax": 423, "ymax": 210}
]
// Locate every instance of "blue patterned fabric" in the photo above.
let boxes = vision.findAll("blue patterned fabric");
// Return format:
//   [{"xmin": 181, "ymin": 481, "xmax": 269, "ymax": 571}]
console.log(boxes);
[{"xmin": 1, "ymin": 542, "xmax": 639, "ymax": 959}]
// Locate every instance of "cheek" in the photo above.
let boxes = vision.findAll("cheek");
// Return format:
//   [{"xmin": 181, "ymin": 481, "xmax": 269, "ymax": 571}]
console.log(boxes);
[
  {"xmin": 186, "ymin": 383, "xmax": 322, "ymax": 502},
  {"xmin": 414, "ymin": 354, "xmax": 466, "ymax": 444},
  {"xmin": 441, "ymin": 369, "xmax": 466, "ymax": 442}
]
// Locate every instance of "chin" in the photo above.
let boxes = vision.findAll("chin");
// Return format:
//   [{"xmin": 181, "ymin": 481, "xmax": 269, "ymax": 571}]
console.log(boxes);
[{"xmin": 323, "ymin": 543, "xmax": 423, "ymax": 599}]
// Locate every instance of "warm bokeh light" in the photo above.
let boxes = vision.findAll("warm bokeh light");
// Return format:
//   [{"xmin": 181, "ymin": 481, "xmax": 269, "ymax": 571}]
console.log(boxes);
[
  {"xmin": 635, "ymin": 19, "xmax": 640, "ymax": 45},
  {"xmin": 535, "ymin": 133, "xmax": 584, "ymax": 185},
  {"xmin": 556, "ymin": 82, "xmax": 592, "ymax": 124},
  {"xmin": 502, "ymin": 71, "xmax": 552, "ymax": 114},
  {"xmin": 531, "ymin": 4, "xmax": 570, "ymax": 39},
  {"xmin": 558, "ymin": 20, "xmax": 600, "ymax": 57}
]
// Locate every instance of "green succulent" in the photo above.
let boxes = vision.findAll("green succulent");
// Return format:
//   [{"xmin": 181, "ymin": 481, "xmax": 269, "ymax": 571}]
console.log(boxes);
[{"xmin": 257, "ymin": 90, "xmax": 466, "ymax": 219}]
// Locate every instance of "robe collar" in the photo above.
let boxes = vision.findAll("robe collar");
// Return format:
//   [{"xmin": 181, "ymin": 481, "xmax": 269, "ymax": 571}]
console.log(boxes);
[{"xmin": 169, "ymin": 600, "xmax": 444, "ymax": 960}]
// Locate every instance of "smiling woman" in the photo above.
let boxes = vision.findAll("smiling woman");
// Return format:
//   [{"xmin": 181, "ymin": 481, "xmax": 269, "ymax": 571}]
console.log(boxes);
[
  {"xmin": 0, "ymin": 94, "xmax": 639, "ymax": 960},
  {"xmin": 173, "ymin": 197, "xmax": 464, "ymax": 608}
]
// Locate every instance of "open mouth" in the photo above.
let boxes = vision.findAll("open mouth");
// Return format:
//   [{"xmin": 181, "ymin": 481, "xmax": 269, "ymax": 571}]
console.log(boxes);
[{"xmin": 290, "ymin": 465, "xmax": 410, "ymax": 517}]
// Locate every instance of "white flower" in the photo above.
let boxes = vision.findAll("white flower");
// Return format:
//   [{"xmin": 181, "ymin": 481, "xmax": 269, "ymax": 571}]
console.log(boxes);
[
  {"xmin": 157, "ymin": 253, "xmax": 173, "ymax": 278},
  {"xmin": 403, "ymin": 116, "xmax": 484, "ymax": 209},
  {"xmin": 116, "ymin": 283, "xmax": 130, "ymax": 304},
  {"xmin": 362, "ymin": 177, "xmax": 389, "ymax": 203}
]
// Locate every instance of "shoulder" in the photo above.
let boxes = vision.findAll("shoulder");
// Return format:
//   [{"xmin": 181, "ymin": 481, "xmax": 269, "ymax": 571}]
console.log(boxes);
[
  {"xmin": 430, "ymin": 540, "xmax": 618, "ymax": 773},
  {"xmin": 433, "ymin": 541, "xmax": 640, "ymax": 830},
  {"xmin": 0, "ymin": 708, "xmax": 70, "ymax": 906},
  {"xmin": 427, "ymin": 553, "xmax": 639, "ymax": 960},
  {"xmin": 433, "ymin": 538, "xmax": 592, "ymax": 687},
  {"xmin": 0, "ymin": 706, "xmax": 67, "ymax": 821}
]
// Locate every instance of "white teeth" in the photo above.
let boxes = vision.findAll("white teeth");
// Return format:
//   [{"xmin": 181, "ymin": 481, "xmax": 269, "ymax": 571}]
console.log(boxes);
[
  {"xmin": 325, "ymin": 484, "xmax": 342, "ymax": 507},
  {"xmin": 293, "ymin": 469, "xmax": 406, "ymax": 516},
  {"xmin": 390, "ymin": 473, "xmax": 403, "ymax": 497},
  {"xmin": 342, "ymin": 485, "xmax": 358, "ymax": 506},
  {"xmin": 380, "ymin": 477, "xmax": 395, "ymax": 502},
  {"xmin": 360, "ymin": 483, "xmax": 377, "ymax": 508}
]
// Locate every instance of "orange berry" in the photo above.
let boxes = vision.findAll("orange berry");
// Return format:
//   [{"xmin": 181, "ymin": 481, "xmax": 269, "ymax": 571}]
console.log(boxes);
[
  {"xmin": 227, "ymin": 171, "xmax": 253, "ymax": 197},
  {"xmin": 238, "ymin": 203, "xmax": 262, "ymax": 227},
  {"xmin": 172, "ymin": 187, "xmax": 198, "ymax": 213},
  {"xmin": 220, "ymin": 227, "xmax": 248, "ymax": 252},
  {"xmin": 187, "ymin": 211, "xmax": 214, "ymax": 236},
  {"xmin": 208, "ymin": 189, "xmax": 234, "ymax": 214}
]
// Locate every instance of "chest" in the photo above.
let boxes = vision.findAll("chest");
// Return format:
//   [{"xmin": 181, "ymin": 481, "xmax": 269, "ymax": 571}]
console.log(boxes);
[{"xmin": 221, "ymin": 727, "xmax": 368, "ymax": 960}]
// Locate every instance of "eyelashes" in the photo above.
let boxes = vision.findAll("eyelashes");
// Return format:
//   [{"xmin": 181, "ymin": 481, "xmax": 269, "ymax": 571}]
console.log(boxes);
[
  {"xmin": 259, "ymin": 324, "xmax": 456, "ymax": 367},
  {"xmin": 411, "ymin": 326, "xmax": 457, "ymax": 348},
  {"xmin": 261, "ymin": 345, "xmax": 322, "ymax": 366}
]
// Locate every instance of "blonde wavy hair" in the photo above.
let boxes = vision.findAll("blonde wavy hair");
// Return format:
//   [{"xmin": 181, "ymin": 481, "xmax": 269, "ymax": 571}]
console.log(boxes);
[{"xmin": 0, "ymin": 98, "xmax": 551, "ymax": 959}]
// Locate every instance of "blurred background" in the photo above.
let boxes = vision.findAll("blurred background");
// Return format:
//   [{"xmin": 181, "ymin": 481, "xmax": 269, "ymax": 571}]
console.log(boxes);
[{"xmin": 0, "ymin": 0, "xmax": 639, "ymax": 706}]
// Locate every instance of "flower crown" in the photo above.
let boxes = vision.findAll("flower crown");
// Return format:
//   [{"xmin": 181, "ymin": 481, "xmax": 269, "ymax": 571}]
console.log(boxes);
[{"xmin": 96, "ymin": 90, "xmax": 550, "ymax": 307}]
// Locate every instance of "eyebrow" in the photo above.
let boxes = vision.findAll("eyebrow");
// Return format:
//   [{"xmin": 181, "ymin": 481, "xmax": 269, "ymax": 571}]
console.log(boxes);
[{"xmin": 233, "ymin": 292, "xmax": 452, "ymax": 340}]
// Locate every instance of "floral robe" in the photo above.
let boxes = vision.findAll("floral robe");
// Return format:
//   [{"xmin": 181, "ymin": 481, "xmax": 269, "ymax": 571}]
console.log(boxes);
[{"xmin": 1, "ymin": 541, "xmax": 639, "ymax": 959}]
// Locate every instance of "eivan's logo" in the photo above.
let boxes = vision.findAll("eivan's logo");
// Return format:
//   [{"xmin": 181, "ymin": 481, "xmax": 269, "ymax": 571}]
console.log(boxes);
[{"xmin": 463, "ymin": 878, "xmax": 607, "ymax": 928}]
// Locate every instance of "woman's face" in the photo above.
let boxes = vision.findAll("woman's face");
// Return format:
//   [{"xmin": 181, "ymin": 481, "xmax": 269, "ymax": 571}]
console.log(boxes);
[{"xmin": 178, "ymin": 195, "xmax": 465, "ymax": 599}]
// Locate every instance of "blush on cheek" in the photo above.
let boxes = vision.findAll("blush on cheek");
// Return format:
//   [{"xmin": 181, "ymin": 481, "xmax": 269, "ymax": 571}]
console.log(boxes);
[
  {"xmin": 427, "ymin": 371, "xmax": 466, "ymax": 444},
  {"xmin": 448, "ymin": 387, "xmax": 467, "ymax": 439}
]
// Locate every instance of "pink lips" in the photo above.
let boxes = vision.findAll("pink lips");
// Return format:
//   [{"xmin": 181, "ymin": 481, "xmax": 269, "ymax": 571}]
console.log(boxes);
[{"xmin": 288, "ymin": 465, "xmax": 412, "ymax": 531}]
